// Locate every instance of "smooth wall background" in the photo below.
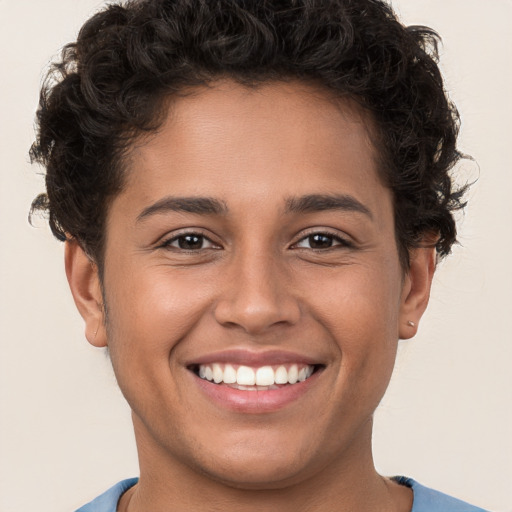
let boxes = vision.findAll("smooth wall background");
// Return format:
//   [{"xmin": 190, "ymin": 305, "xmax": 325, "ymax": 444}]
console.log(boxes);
[{"xmin": 0, "ymin": 1, "xmax": 510, "ymax": 510}]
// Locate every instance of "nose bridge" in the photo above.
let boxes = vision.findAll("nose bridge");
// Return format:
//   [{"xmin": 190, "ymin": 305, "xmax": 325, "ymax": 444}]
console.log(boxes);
[{"xmin": 214, "ymin": 242, "xmax": 300, "ymax": 334}]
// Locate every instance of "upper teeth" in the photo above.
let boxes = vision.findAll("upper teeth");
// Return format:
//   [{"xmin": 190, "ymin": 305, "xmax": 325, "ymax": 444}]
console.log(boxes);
[{"xmin": 198, "ymin": 364, "xmax": 314, "ymax": 386}]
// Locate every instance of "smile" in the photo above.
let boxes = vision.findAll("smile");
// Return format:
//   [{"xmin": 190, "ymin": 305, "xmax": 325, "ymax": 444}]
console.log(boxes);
[
  {"xmin": 196, "ymin": 363, "xmax": 316, "ymax": 390},
  {"xmin": 187, "ymin": 351, "xmax": 325, "ymax": 413}
]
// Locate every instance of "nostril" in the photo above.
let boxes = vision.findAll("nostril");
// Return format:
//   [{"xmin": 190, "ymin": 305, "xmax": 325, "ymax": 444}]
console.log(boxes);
[{"xmin": 214, "ymin": 298, "xmax": 301, "ymax": 335}]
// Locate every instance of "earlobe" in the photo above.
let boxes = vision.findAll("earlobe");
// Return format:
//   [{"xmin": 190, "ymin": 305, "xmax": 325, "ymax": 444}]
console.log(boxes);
[
  {"xmin": 399, "ymin": 245, "xmax": 437, "ymax": 340},
  {"xmin": 64, "ymin": 240, "xmax": 107, "ymax": 347}
]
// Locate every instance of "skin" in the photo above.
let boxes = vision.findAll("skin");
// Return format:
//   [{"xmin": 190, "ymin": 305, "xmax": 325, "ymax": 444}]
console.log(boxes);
[{"xmin": 66, "ymin": 80, "xmax": 436, "ymax": 511}]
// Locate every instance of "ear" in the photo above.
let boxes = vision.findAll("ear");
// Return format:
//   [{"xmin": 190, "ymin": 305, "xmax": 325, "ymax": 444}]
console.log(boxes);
[
  {"xmin": 398, "ymin": 244, "xmax": 437, "ymax": 340},
  {"xmin": 65, "ymin": 240, "xmax": 107, "ymax": 347}
]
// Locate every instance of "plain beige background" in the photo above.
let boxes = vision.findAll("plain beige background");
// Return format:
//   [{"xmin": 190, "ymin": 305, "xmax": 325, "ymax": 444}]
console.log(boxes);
[{"xmin": 1, "ymin": 0, "xmax": 511, "ymax": 511}]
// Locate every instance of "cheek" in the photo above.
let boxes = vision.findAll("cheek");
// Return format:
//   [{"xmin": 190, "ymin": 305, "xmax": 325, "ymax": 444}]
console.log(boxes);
[
  {"xmin": 104, "ymin": 266, "xmax": 216, "ymax": 368},
  {"xmin": 102, "ymin": 267, "xmax": 218, "ymax": 426},
  {"xmin": 308, "ymin": 263, "xmax": 402, "ymax": 388},
  {"xmin": 308, "ymin": 260, "xmax": 402, "ymax": 335}
]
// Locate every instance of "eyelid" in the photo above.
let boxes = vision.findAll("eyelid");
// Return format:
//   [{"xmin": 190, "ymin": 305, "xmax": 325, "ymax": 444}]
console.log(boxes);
[
  {"xmin": 155, "ymin": 227, "xmax": 353, "ymax": 251},
  {"xmin": 158, "ymin": 229, "xmax": 222, "ymax": 250},
  {"xmin": 291, "ymin": 228, "xmax": 354, "ymax": 249}
]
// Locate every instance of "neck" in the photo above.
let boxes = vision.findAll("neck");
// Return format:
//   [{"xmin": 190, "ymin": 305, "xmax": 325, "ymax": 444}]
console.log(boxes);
[{"xmin": 119, "ymin": 415, "xmax": 412, "ymax": 512}]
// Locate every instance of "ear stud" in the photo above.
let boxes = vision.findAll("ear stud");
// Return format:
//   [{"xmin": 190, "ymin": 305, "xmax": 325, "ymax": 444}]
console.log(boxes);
[
  {"xmin": 93, "ymin": 319, "xmax": 100, "ymax": 339},
  {"xmin": 407, "ymin": 320, "xmax": 416, "ymax": 327}
]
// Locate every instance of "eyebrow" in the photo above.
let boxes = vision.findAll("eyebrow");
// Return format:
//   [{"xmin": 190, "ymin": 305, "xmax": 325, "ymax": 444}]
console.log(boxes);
[
  {"xmin": 136, "ymin": 193, "xmax": 372, "ymax": 222},
  {"xmin": 285, "ymin": 194, "xmax": 373, "ymax": 219},
  {"xmin": 137, "ymin": 196, "xmax": 228, "ymax": 222}
]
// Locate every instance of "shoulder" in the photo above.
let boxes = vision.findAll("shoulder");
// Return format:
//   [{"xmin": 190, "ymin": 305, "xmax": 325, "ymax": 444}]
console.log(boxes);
[
  {"xmin": 74, "ymin": 478, "xmax": 139, "ymax": 512},
  {"xmin": 393, "ymin": 476, "xmax": 491, "ymax": 512},
  {"xmin": 74, "ymin": 476, "xmax": 491, "ymax": 512}
]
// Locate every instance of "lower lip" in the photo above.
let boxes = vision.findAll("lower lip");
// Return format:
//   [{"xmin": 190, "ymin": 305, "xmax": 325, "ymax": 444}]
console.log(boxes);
[{"xmin": 191, "ymin": 370, "xmax": 322, "ymax": 413}]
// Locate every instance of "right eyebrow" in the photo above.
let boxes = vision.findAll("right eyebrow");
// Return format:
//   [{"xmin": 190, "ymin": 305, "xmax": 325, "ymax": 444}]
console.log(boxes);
[
  {"xmin": 284, "ymin": 193, "xmax": 373, "ymax": 219},
  {"xmin": 136, "ymin": 196, "xmax": 228, "ymax": 222}
]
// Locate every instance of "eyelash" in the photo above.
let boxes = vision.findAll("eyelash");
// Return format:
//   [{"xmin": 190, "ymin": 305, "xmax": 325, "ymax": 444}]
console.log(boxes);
[
  {"xmin": 292, "ymin": 231, "xmax": 353, "ymax": 251},
  {"xmin": 159, "ymin": 230, "xmax": 353, "ymax": 252},
  {"xmin": 159, "ymin": 232, "xmax": 220, "ymax": 251}
]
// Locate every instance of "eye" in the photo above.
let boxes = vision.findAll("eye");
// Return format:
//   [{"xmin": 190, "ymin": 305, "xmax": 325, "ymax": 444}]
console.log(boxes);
[
  {"xmin": 162, "ymin": 233, "xmax": 219, "ymax": 251},
  {"xmin": 294, "ymin": 232, "xmax": 351, "ymax": 250}
]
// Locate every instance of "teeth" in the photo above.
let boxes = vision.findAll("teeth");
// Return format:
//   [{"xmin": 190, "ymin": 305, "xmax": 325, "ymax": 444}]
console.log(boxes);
[
  {"xmin": 196, "ymin": 363, "xmax": 316, "ymax": 387},
  {"xmin": 237, "ymin": 366, "xmax": 256, "ymax": 386},
  {"xmin": 255, "ymin": 366, "xmax": 274, "ymax": 386},
  {"xmin": 274, "ymin": 366, "xmax": 288, "ymax": 384},
  {"xmin": 288, "ymin": 364, "xmax": 298, "ymax": 384},
  {"xmin": 223, "ymin": 364, "xmax": 237, "ymax": 384},
  {"xmin": 212, "ymin": 363, "xmax": 223, "ymax": 384}
]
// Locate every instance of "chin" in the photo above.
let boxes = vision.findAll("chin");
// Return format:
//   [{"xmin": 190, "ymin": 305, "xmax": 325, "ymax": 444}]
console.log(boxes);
[
  {"xmin": 179, "ymin": 428, "xmax": 320, "ymax": 489},
  {"xmin": 198, "ymin": 456, "xmax": 313, "ymax": 490}
]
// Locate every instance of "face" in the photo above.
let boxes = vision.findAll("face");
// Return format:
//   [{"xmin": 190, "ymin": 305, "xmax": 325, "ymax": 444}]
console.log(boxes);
[{"xmin": 69, "ymin": 80, "xmax": 431, "ymax": 489}]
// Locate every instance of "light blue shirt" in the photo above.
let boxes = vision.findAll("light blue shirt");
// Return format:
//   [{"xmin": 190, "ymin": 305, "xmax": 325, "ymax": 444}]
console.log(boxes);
[{"xmin": 75, "ymin": 476, "xmax": 490, "ymax": 511}]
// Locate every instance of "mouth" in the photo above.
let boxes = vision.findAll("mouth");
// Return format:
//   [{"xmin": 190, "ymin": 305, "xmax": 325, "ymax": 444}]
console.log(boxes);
[
  {"xmin": 189, "ymin": 363, "xmax": 323, "ymax": 391},
  {"xmin": 185, "ymin": 350, "xmax": 326, "ymax": 412}
]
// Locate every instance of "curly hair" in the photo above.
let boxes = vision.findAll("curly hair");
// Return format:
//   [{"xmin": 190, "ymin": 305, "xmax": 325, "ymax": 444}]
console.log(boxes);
[{"xmin": 30, "ymin": 0, "xmax": 466, "ymax": 270}]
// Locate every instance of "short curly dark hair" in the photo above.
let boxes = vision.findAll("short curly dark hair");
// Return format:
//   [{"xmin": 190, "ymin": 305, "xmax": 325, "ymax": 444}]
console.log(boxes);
[{"xmin": 30, "ymin": 0, "xmax": 466, "ymax": 270}]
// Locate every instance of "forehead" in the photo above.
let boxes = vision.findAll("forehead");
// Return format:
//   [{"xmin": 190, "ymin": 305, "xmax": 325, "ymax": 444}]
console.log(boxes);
[{"xmin": 117, "ymin": 80, "xmax": 387, "ymax": 218}]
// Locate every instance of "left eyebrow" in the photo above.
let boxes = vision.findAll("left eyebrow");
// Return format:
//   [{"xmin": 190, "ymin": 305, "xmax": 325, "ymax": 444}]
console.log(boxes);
[
  {"xmin": 284, "ymin": 194, "xmax": 373, "ymax": 219},
  {"xmin": 136, "ymin": 196, "xmax": 228, "ymax": 222}
]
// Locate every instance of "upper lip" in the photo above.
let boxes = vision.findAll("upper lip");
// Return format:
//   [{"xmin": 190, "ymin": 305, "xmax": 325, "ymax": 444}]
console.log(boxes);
[{"xmin": 185, "ymin": 349, "xmax": 324, "ymax": 368}]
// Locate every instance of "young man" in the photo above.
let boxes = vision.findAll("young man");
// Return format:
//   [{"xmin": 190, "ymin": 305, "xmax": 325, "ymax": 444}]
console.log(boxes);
[{"xmin": 30, "ymin": 1, "xmax": 491, "ymax": 511}]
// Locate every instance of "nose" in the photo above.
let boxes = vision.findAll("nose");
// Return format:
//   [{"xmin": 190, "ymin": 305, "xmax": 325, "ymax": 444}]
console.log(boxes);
[{"xmin": 213, "ymin": 249, "xmax": 301, "ymax": 335}]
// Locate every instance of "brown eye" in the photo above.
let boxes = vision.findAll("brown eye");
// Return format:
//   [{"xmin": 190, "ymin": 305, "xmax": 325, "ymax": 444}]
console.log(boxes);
[
  {"xmin": 294, "ymin": 232, "xmax": 351, "ymax": 250},
  {"xmin": 177, "ymin": 234, "xmax": 204, "ymax": 250},
  {"xmin": 307, "ymin": 234, "xmax": 334, "ymax": 249},
  {"xmin": 163, "ymin": 233, "xmax": 218, "ymax": 250}
]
